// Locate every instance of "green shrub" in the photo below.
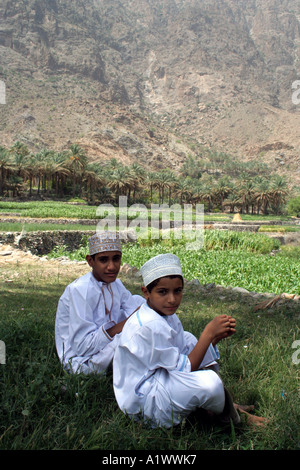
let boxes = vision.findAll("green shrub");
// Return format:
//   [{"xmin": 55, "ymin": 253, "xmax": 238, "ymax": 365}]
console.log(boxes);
[{"xmin": 287, "ymin": 196, "xmax": 300, "ymax": 217}]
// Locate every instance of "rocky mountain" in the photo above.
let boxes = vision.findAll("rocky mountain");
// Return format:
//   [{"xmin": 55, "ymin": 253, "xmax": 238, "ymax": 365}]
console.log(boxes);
[{"xmin": 0, "ymin": 0, "xmax": 300, "ymax": 184}]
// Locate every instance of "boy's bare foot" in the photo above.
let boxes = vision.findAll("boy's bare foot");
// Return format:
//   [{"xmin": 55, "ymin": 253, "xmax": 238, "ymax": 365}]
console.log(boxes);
[
  {"xmin": 234, "ymin": 403, "xmax": 255, "ymax": 412},
  {"xmin": 234, "ymin": 404, "xmax": 269, "ymax": 427}
]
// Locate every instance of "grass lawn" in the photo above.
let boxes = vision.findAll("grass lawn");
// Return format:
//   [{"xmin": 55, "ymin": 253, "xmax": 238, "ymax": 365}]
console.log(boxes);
[
  {"xmin": 0, "ymin": 222, "xmax": 96, "ymax": 232},
  {"xmin": 0, "ymin": 259, "xmax": 299, "ymax": 450}
]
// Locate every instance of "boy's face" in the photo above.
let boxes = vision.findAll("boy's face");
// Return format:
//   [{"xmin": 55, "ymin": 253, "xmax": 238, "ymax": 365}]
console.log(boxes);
[
  {"xmin": 86, "ymin": 251, "xmax": 122, "ymax": 283},
  {"xmin": 141, "ymin": 276, "xmax": 183, "ymax": 316}
]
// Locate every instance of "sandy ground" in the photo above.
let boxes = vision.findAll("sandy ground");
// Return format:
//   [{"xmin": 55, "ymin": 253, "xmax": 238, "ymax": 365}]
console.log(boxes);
[{"xmin": 0, "ymin": 244, "xmax": 92, "ymax": 285}]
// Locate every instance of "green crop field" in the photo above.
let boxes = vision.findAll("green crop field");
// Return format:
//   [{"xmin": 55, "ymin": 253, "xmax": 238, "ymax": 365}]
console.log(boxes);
[{"xmin": 48, "ymin": 231, "xmax": 300, "ymax": 295}]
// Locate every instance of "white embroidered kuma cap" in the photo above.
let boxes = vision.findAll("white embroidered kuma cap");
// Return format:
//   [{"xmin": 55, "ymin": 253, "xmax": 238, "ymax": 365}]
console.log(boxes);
[
  {"xmin": 88, "ymin": 232, "xmax": 122, "ymax": 255},
  {"xmin": 140, "ymin": 253, "xmax": 183, "ymax": 287}
]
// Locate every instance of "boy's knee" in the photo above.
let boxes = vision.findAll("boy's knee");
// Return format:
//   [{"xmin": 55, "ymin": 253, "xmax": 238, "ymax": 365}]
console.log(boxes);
[
  {"xmin": 208, "ymin": 370, "xmax": 223, "ymax": 392},
  {"xmin": 202, "ymin": 370, "xmax": 225, "ymax": 413}
]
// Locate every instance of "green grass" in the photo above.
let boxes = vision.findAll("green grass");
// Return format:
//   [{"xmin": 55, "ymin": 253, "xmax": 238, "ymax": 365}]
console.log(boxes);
[
  {"xmin": 0, "ymin": 263, "xmax": 299, "ymax": 450},
  {"xmin": 0, "ymin": 201, "xmax": 99, "ymax": 219},
  {"xmin": 232, "ymin": 214, "xmax": 292, "ymax": 222},
  {"xmin": 0, "ymin": 222, "xmax": 96, "ymax": 232},
  {"xmin": 258, "ymin": 225, "xmax": 300, "ymax": 233},
  {"xmin": 279, "ymin": 245, "xmax": 300, "ymax": 259},
  {"xmin": 0, "ymin": 201, "xmax": 294, "ymax": 222}
]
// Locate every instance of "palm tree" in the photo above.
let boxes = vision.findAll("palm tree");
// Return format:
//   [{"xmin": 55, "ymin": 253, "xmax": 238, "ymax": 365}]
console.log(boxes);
[
  {"xmin": 67, "ymin": 144, "xmax": 88, "ymax": 197},
  {"xmin": 253, "ymin": 178, "xmax": 272, "ymax": 215},
  {"xmin": 10, "ymin": 141, "xmax": 30, "ymax": 179},
  {"xmin": 223, "ymin": 193, "xmax": 241, "ymax": 213},
  {"xmin": 128, "ymin": 163, "xmax": 145, "ymax": 202},
  {"xmin": 196, "ymin": 182, "xmax": 214, "ymax": 212},
  {"xmin": 104, "ymin": 158, "xmax": 122, "ymax": 173},
  {"xmin": 269, "ymin": 175, "xmax": 289, "ymax": 214},
  {"xmin": 32, "ymin": 149, "xmax": 53, "ymax": 195},
  {"xmin": 26, "ymin": 153, "xmax": 38, "ymax": 197},
  {"xmin": 167, "ymin": 172, "xmax": 178, "ymax": 205},
  {"xmin": 41, "ymin": 150, "xmax": 58, "ymax": 194},
  {"xmin": 145, "ymin": 172, "xmax": 159, "ymax": 203},
  {"xmin": 237, "ymin": 178, "xmax": 255, "ymax": 214},
  {"xmin": 213, "ymin": 177, "xmax": 232, "ymax": 211},
  {"xmin": 107, "ymin": 166, "xmax": 132, "ymax": 202},
  {"xmin": 48, "ymin": 151, "xmax": 70, "ymax": 197},
  {"xmin": 83, "ymin": 163, "xmax": 106, "ymax": 202},
  {"xmin": 8, "ymin": 142, "xmax": 30, "ymax": 195},
  {"xmin": 174, "ymin": 179, "xmax": 193, "ymax": 205},
  {"xmin": 155, "ymin": 169, "xmax": 176, "ymax": 204},
  {"xmin": 0, "ymin": 146, "xmax": 11, "ymax": 196}
]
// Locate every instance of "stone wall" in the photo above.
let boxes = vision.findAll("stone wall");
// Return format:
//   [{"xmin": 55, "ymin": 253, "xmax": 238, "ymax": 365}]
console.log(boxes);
[
  {"xmin": 0, "ymin": 223, "xmax": 299, "ymax": 256},
  {"xmin": 0, "ymin": 217, "xmax": 97, "ymax": 225},
  {"xmin": 213, "ymin": 223, "xmax": 259, "ymax": 232},
  {"xmin": 0, "ymin": 229, "xmax": 138, "ymax": 255},
  {"xmin": 0, "ymin": 231, "xmax": 94, "ymax": 255}
]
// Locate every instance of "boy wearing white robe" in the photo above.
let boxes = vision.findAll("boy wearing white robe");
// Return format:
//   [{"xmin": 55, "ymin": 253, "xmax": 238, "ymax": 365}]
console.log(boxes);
[
  {"xmin": 113, "ymin": 253, "xmax": 239, "ymax": 428},
  {"xmin": 55, "ymin": 232, "xmax": 145, "ymax": 374}
]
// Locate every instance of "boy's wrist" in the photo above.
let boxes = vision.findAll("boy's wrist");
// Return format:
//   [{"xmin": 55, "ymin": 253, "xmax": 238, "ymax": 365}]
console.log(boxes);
[
  {"xmin": 199, "ymin": 329, "xmax": 214, "ymax": 349},
  {"xmin": 201, "ymin": 327, "xmax": 214, "ymax": 345}
]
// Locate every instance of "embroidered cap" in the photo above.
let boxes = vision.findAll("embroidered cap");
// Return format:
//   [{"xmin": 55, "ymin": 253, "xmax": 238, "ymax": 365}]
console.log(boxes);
[
  {"xmin": 88, "ymin": 232, "xmax": 122, "ymax": 255},
  {"xmin": 140, "ymin": 253, "xmax": 183, "ymax": 287}
]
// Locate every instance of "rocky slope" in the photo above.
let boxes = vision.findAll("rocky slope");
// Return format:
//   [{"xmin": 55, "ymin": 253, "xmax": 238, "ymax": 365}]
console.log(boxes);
[{"xmin": 0, "ymin": 0, "xmax": 300, "ymax": 183}]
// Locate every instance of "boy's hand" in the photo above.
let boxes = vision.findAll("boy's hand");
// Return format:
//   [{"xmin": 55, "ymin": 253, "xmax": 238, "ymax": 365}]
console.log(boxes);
[
  {"xmin": 189, "ymin": 314, "xmax": 236, "ymax": 371},
  {"xmin": 204, "ymin": 314, "xmax": 236, "ymax": 345}
]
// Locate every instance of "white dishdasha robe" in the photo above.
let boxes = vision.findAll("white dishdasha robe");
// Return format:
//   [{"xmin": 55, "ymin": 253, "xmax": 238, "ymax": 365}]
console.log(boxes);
[
  {"xmin": 55, "ymin": 272, "xmax": 145, "ymax": 374},
  {"xmin": 113, "ymin": 303, "xmax": 225, "ymax": 428}
]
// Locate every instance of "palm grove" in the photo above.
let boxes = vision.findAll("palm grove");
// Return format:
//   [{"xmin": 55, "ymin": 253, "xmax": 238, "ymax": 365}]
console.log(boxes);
[{"xmin": 0, "ymin": 140, "xmax": 296, "ymax": 215}]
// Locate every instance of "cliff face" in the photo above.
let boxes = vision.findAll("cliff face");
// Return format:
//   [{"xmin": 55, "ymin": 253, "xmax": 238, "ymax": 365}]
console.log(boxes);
[{"xmin": 0, "ymin": 0, "xmax": 300, "ymax": 181}]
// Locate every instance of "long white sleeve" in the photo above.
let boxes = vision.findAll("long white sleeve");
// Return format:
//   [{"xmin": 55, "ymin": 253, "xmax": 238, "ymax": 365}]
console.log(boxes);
[
  {"xmin": 55, "ymin": 273, "xmax": 145, "ymax": 374},
  {"xmin": 113, "ymin": 304, "xmax": 192, "ymax": 414},
  {"xmin": 68, "ymin": 282, "xmax": 113, "ymax": 356}
]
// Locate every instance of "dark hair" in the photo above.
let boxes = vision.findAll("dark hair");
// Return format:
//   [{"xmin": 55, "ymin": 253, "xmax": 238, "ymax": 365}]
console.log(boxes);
[{"xmin": 145, "ymin": 275, "xmax": 184, "ymax": 292}]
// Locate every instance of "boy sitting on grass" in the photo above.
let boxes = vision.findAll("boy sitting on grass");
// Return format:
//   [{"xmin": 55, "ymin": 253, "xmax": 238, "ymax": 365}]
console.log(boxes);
[
  {"xmin": 113, "ymin": 253, "xmax": 266, "ymax": 428},
  {"xmin": 55, "ymin": 231, "xmax": 145, "ymax": 374}
]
